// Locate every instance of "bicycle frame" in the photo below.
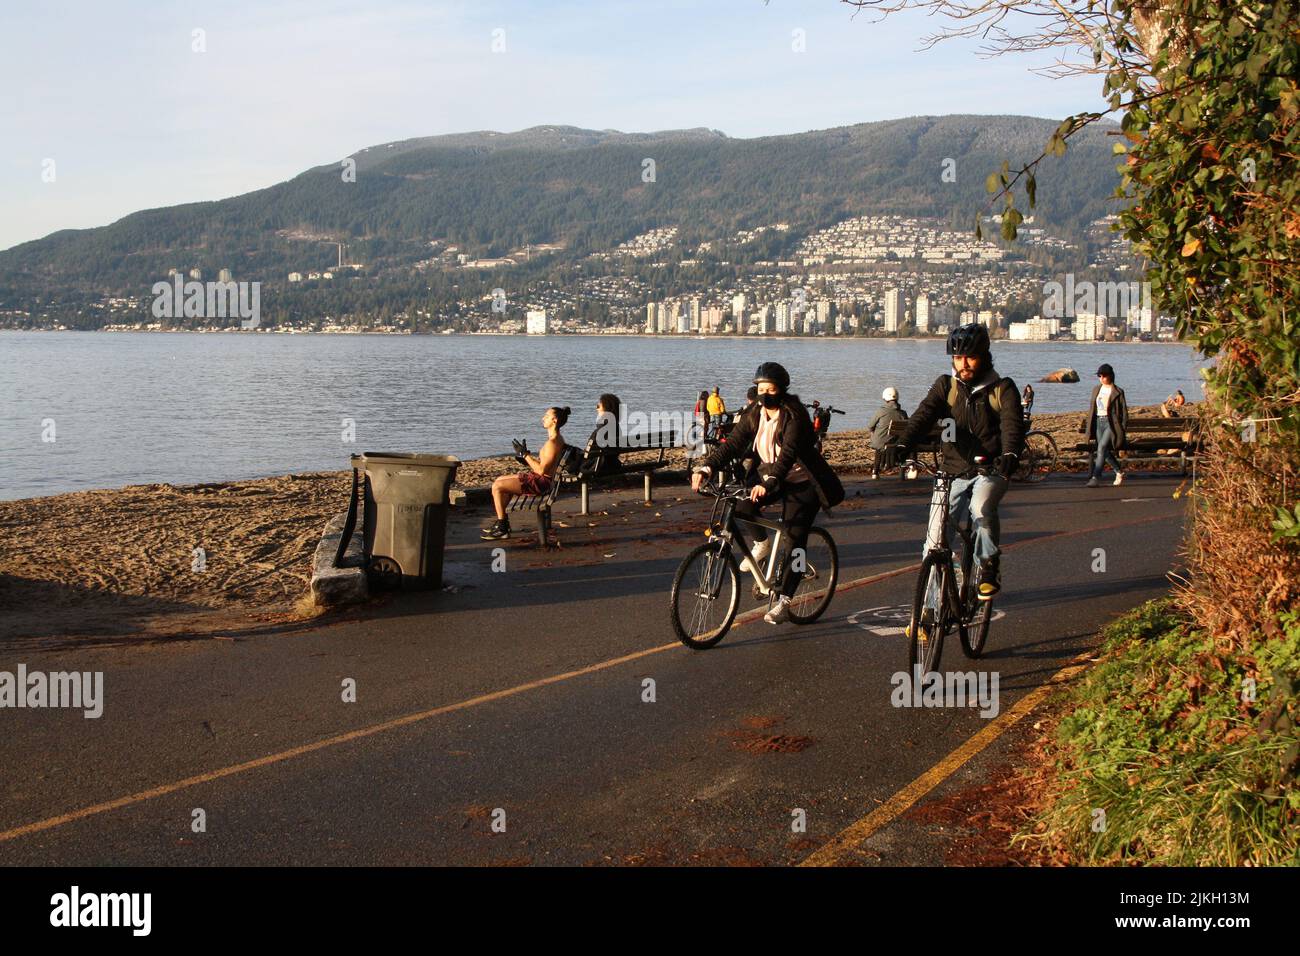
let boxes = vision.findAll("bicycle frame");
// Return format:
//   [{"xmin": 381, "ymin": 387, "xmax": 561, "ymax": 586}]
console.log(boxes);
[
  {"xmin": 918, "ymin": 466, "xmax": 981, "ymax": 619},
  {"xmin": 709, "ymin": 490, "xmax": 788, "ymax": 595}
]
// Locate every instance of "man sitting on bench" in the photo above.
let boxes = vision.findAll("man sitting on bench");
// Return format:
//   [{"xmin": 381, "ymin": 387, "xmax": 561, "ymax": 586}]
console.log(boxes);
[{"xmin": 481, "ymin": 405, "xmax": 570, "ymax": 540}]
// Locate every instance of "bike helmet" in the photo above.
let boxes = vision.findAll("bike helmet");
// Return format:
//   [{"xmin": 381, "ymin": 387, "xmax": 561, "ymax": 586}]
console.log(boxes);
[
  {"xmin": 947, "ymin": 323, "xmax": 991, "ymax": 360},
  {"xmin": 752, "ymin": 362, "xmax": 790, "ymax": 390}
]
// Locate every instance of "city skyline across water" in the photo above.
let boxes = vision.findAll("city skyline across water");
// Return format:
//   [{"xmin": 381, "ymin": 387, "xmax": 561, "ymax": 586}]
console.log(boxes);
[{"xmin": 0, "ymin": 331, "xmax": 1207, "ymax": 500}]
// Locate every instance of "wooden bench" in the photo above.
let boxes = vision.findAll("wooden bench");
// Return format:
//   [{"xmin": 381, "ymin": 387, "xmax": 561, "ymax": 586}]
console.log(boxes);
[
  {"xmin": 1070, "ymin": 416, "xmax": 1201, "ymax": 475},
  {"xmin": 505, "ymin": 428, "xmax": 681, "ymax": 547},
  {"xmin": 575, "ymin": 427, "xmax": 680, "ymax": 515}
]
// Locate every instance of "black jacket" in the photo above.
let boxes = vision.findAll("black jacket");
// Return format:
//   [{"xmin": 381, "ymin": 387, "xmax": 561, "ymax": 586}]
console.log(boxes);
[
  {"xmin": 699, "ymin": 395, "xmax": 845, "ymax": 508},
  {"xmin": 897, "ymin": 368, "xmax": 1025, "ymax": 475}
]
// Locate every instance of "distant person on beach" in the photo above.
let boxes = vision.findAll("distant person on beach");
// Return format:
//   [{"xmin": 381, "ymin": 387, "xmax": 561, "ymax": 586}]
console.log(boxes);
[
  {"xmin": 481, "ymin": 406, "xmax": 570, "ymax": 540},
  {"xmin": 693, "ymin": 389, "xmax": 709, "ymax": 444},
  {"xmin": 868, "ymin": 387, "xmax": 908, "ymax": 479},
  {"xmin": 590, "ymin": 393, "xmax": 622, "ymax": 475},
  {"xmin": 1160, "ymin": 389, "xmax": 1186, "ymax": 417},
  {"xmin": 1080, "ymin": 364, "xmax": 1129, "ymax": 487},
  {"xmin": 706, "ymin": 387, "xmax": 727, "ymax": 436},
  {"xmin": 1021, "ymin": 384, "xmax": 1035, "ymax": 416}
]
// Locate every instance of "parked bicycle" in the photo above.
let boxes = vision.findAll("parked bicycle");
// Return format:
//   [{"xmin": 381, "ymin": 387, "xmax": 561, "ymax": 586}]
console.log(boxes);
[
  {"xmin": 1014, "ymin": 393, "xmax": 1058, "ymax": 483},
  {"xmin": 904, "ymin": 455, "xmax": 996, "ymax": 672},
  {"xmin": 805, "ymin": 401, "xmax": 846, "ymax": 455},
  {"xmin": 669, "ymin": 477, "xmax": 839, "ymax": 649}
]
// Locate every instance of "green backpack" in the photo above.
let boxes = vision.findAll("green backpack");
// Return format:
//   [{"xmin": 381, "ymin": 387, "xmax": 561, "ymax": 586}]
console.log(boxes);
[{"xmin": 946, "ymin": 375, "xmax": 1010, "ymax": 415}]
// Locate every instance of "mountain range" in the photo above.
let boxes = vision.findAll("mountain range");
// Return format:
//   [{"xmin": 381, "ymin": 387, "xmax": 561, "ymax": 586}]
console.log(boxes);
[{"xmin": 0, "ymin": 114, "xmax": 1124, "ymax": 310}]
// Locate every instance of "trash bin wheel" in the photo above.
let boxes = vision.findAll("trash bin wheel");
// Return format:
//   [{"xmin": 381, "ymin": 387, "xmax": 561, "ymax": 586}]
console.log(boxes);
[{"xmin": 367, "ymin": 556, "xmax": 402, "ymax": 591}]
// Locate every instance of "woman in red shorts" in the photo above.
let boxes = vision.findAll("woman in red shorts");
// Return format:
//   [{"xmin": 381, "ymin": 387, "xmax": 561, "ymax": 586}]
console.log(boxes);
[{"xmin": 481, "ymin": 406, "xmax": 571, "ymax": 540}]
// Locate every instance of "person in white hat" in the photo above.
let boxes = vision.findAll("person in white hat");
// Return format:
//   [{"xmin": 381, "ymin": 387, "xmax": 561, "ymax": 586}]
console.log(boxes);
[{"xmin": 868, "ymin": 387, "xmax": 908, "ymax": 478}]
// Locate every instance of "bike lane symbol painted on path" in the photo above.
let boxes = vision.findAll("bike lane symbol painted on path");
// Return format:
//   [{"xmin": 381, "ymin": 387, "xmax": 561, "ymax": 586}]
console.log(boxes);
[{"xmin": 847, "ymin": 604, "xmax": 1005, "ymax": 637}]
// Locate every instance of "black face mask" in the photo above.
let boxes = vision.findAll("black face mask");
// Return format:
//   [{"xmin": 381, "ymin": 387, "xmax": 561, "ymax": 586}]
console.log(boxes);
[{"xmin": 759, "ymin": 393, "xmax": 782, "ymax": 409}]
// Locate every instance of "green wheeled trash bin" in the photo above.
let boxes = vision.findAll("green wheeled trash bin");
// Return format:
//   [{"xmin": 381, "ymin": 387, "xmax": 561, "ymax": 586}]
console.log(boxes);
[{"xmin": 350, "ymin": 452, "xmax": 461, "ymax": 590}]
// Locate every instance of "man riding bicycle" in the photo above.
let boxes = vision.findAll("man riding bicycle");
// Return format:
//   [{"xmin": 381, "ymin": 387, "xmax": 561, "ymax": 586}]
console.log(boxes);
[
  {"xmin": 691, "ymin": 362, "xmax": 845, "ymax": 624},
  {"xmin": 880, "ymin": 324, "xmax": 1024, "ymax": 598}
]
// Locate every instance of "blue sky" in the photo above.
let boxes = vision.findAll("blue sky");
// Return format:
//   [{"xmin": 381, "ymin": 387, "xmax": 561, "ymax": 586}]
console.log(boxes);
[{"xmin": 0, "ymin": 0, "xmax": 1103, "ymax": 251}]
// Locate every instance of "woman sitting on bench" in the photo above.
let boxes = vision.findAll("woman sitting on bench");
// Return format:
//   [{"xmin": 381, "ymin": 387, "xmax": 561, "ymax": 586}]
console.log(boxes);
[
  {"xmin": 590, "ymin": 393, "xmax": 623, "ymax": 476},
  {"xmin": 481, "ymin": 405, "xmax": 570, "ymax": 540}
]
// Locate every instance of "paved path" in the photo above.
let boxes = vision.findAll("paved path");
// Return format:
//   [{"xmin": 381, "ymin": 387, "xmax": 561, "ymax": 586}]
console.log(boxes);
[{"xmin": 0, "ymin": 473, "xmax": 1187, "ymax": 865}]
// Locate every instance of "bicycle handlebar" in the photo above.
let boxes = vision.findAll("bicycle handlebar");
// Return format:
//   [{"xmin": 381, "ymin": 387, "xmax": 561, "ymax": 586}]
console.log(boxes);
[{"xmin": 902, "ymin": 456, "xmax": 992, "ymax": 480}]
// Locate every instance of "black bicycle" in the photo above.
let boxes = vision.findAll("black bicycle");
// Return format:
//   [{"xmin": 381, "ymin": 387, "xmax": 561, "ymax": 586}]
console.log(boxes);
[
  {"xmin": 669, "ymin": 478, "xmax": 839, "ymax": 649},
  {"xmin": 904, "ymin": 456, "xmax": 996, "ymax": 672},
  {"xmin": 1014, "ymin": 395, "xmax": 1057, "ymax": 483},
  {"xmin": 1015, "ymin": 411, "xmax": 1058, "ymax": 483}
]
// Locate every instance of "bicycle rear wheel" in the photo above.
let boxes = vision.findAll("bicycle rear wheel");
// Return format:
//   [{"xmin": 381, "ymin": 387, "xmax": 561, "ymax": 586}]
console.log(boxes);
[
  {"xmin": 908, "ymin": 553, "xmax": 951, "ymax": 673},
  {"xmin": 669, "ymin": 539, "xmax": 740, "ymax": 649},
  {"xmin": 784, "ymin": 527, "xmax": 839, "ymax": 624}
]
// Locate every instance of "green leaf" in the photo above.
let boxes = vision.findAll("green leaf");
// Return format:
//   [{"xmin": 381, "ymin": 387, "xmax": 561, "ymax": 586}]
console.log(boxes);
[
  {"xmin": 985, "ymin": 173, "xmax": 1000, "ymax": 194},
  {"xmin": 1026, "ymin": 172, "xmax": 1037, "ymax": 208}
]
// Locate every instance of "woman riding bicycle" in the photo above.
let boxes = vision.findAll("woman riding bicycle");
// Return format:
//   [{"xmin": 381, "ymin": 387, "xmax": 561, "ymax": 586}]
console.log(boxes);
[{"xmin": 690, "ymin": 362, "xmax": 844, "ymax": 623}]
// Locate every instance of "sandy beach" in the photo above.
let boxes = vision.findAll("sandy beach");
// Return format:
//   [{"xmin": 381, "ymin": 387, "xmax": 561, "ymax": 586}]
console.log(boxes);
[{"xmin": 0, "ymin": 405, "xmax": 1188, "ymax": 648}]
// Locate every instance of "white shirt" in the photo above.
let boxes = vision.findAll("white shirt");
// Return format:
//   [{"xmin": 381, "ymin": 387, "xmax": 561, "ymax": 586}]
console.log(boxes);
[
  {"xmin": 755, "ymin": 408, "xmax": 781, "ymax": 464},
  {"xmin": 1096, "ymin": 384, "xmax": 1114, "ymax": 417}
]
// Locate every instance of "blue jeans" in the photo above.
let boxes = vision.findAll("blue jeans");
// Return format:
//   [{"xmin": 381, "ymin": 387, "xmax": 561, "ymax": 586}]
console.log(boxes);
[
  {"xmin": 922, "ymin": 473, "xmax": 1008, "ymax": 565},
  {"xmin": 1092, "ymin": 418, "xmax": 1123, "ymax": 479}
]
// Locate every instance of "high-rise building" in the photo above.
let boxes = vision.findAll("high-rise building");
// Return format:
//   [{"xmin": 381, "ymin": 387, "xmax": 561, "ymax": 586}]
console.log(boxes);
[
  {"xmin": 915, "ymin": 294, "xmax": 931, "ymax": 332},
  {"xmin": 775, "ymin": 301, "xmax": 791, "ymax": 334},
  {"xmin": 646, "ymin": 302, "xmax": 657, "ymax": 333},
  {"xmin": 526, "ymin": 310, "xmax": 549, "ymax": 334},
  {"xmin": 884, "ymin": 288, "xmax": 904, "ymax": 333},
  {"xmin": 689, "ymin": 298, "xmax": 702, "ymax": 331},
  {"xmin": 218, "ymin": 268, "xmax": 233, "ymax": 283},
  {"xmin": 1074, "ymin": 312, "xmax": 1103, "ymax": 341}
]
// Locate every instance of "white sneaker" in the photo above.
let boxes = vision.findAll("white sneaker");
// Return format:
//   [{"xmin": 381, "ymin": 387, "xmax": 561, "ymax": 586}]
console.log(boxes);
[
  {"xmin": 764, "ymin": 596, "xmax": 793, "ymax": 624},
  {"xmin": 739, "ymin": 538, "xmax": 771, "ymax": 575},
  {"xmin": 1086, "ymin": 477, "xmax": 1099, "ymax": 488},
  {"xmin": 1113, "ymin": 472, "xmax": 1125, "ymax": 486}
]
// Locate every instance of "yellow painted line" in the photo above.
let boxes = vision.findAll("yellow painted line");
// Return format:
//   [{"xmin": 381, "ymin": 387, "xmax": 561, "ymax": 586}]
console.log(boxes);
[
  {"xmin": 798, "ymin": 650, "xmax": 1093, "ymax": 867},
  {"xmin": 0, "ymin": 512, "xmax": 1170, "ymax": 845},
  {"xmin": 0, "ymin": 641, "xmax": 681, "ymax": 844}
]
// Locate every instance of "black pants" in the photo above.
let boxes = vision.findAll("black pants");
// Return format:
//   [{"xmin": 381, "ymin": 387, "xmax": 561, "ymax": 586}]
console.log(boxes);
[{"xmin": 735, "ymin": 480, "xmax": 821, "ymax": 598}]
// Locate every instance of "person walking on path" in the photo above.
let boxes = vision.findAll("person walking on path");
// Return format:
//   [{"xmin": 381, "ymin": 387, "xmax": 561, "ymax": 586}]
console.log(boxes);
[
  {"xmin": 867, "ymin": 387, "xmax": 908, "ymax": 479},
  {"xmin": 1081, "ymin": 364, "xmax": 1129, "ymax": 487}
]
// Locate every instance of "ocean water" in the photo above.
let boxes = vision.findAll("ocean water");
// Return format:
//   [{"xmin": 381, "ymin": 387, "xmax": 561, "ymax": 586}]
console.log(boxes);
[{"xmin": 0, "ymin": 331, "xmax": 1208, "ymax": 500}]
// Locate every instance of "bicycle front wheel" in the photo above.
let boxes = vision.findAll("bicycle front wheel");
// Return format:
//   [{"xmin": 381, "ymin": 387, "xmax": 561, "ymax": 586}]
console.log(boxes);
[
  {"xmin": 1016, "ymin": 431, "xmax": 1058, "ymax": 483},
  {"xmin": 785, "ymin": 527, "xmax": 839, "ymax": 625},
  {"xmin": 909, "ymin": 553, "xmax": 952, "ymax": 673},
  {"xmin": 669, "ymin": 539, "xmax": 741, "ymax": 649},
  {"xmin": 961, "ymin": 590, "xmax": 993, "ymax": 658}
]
